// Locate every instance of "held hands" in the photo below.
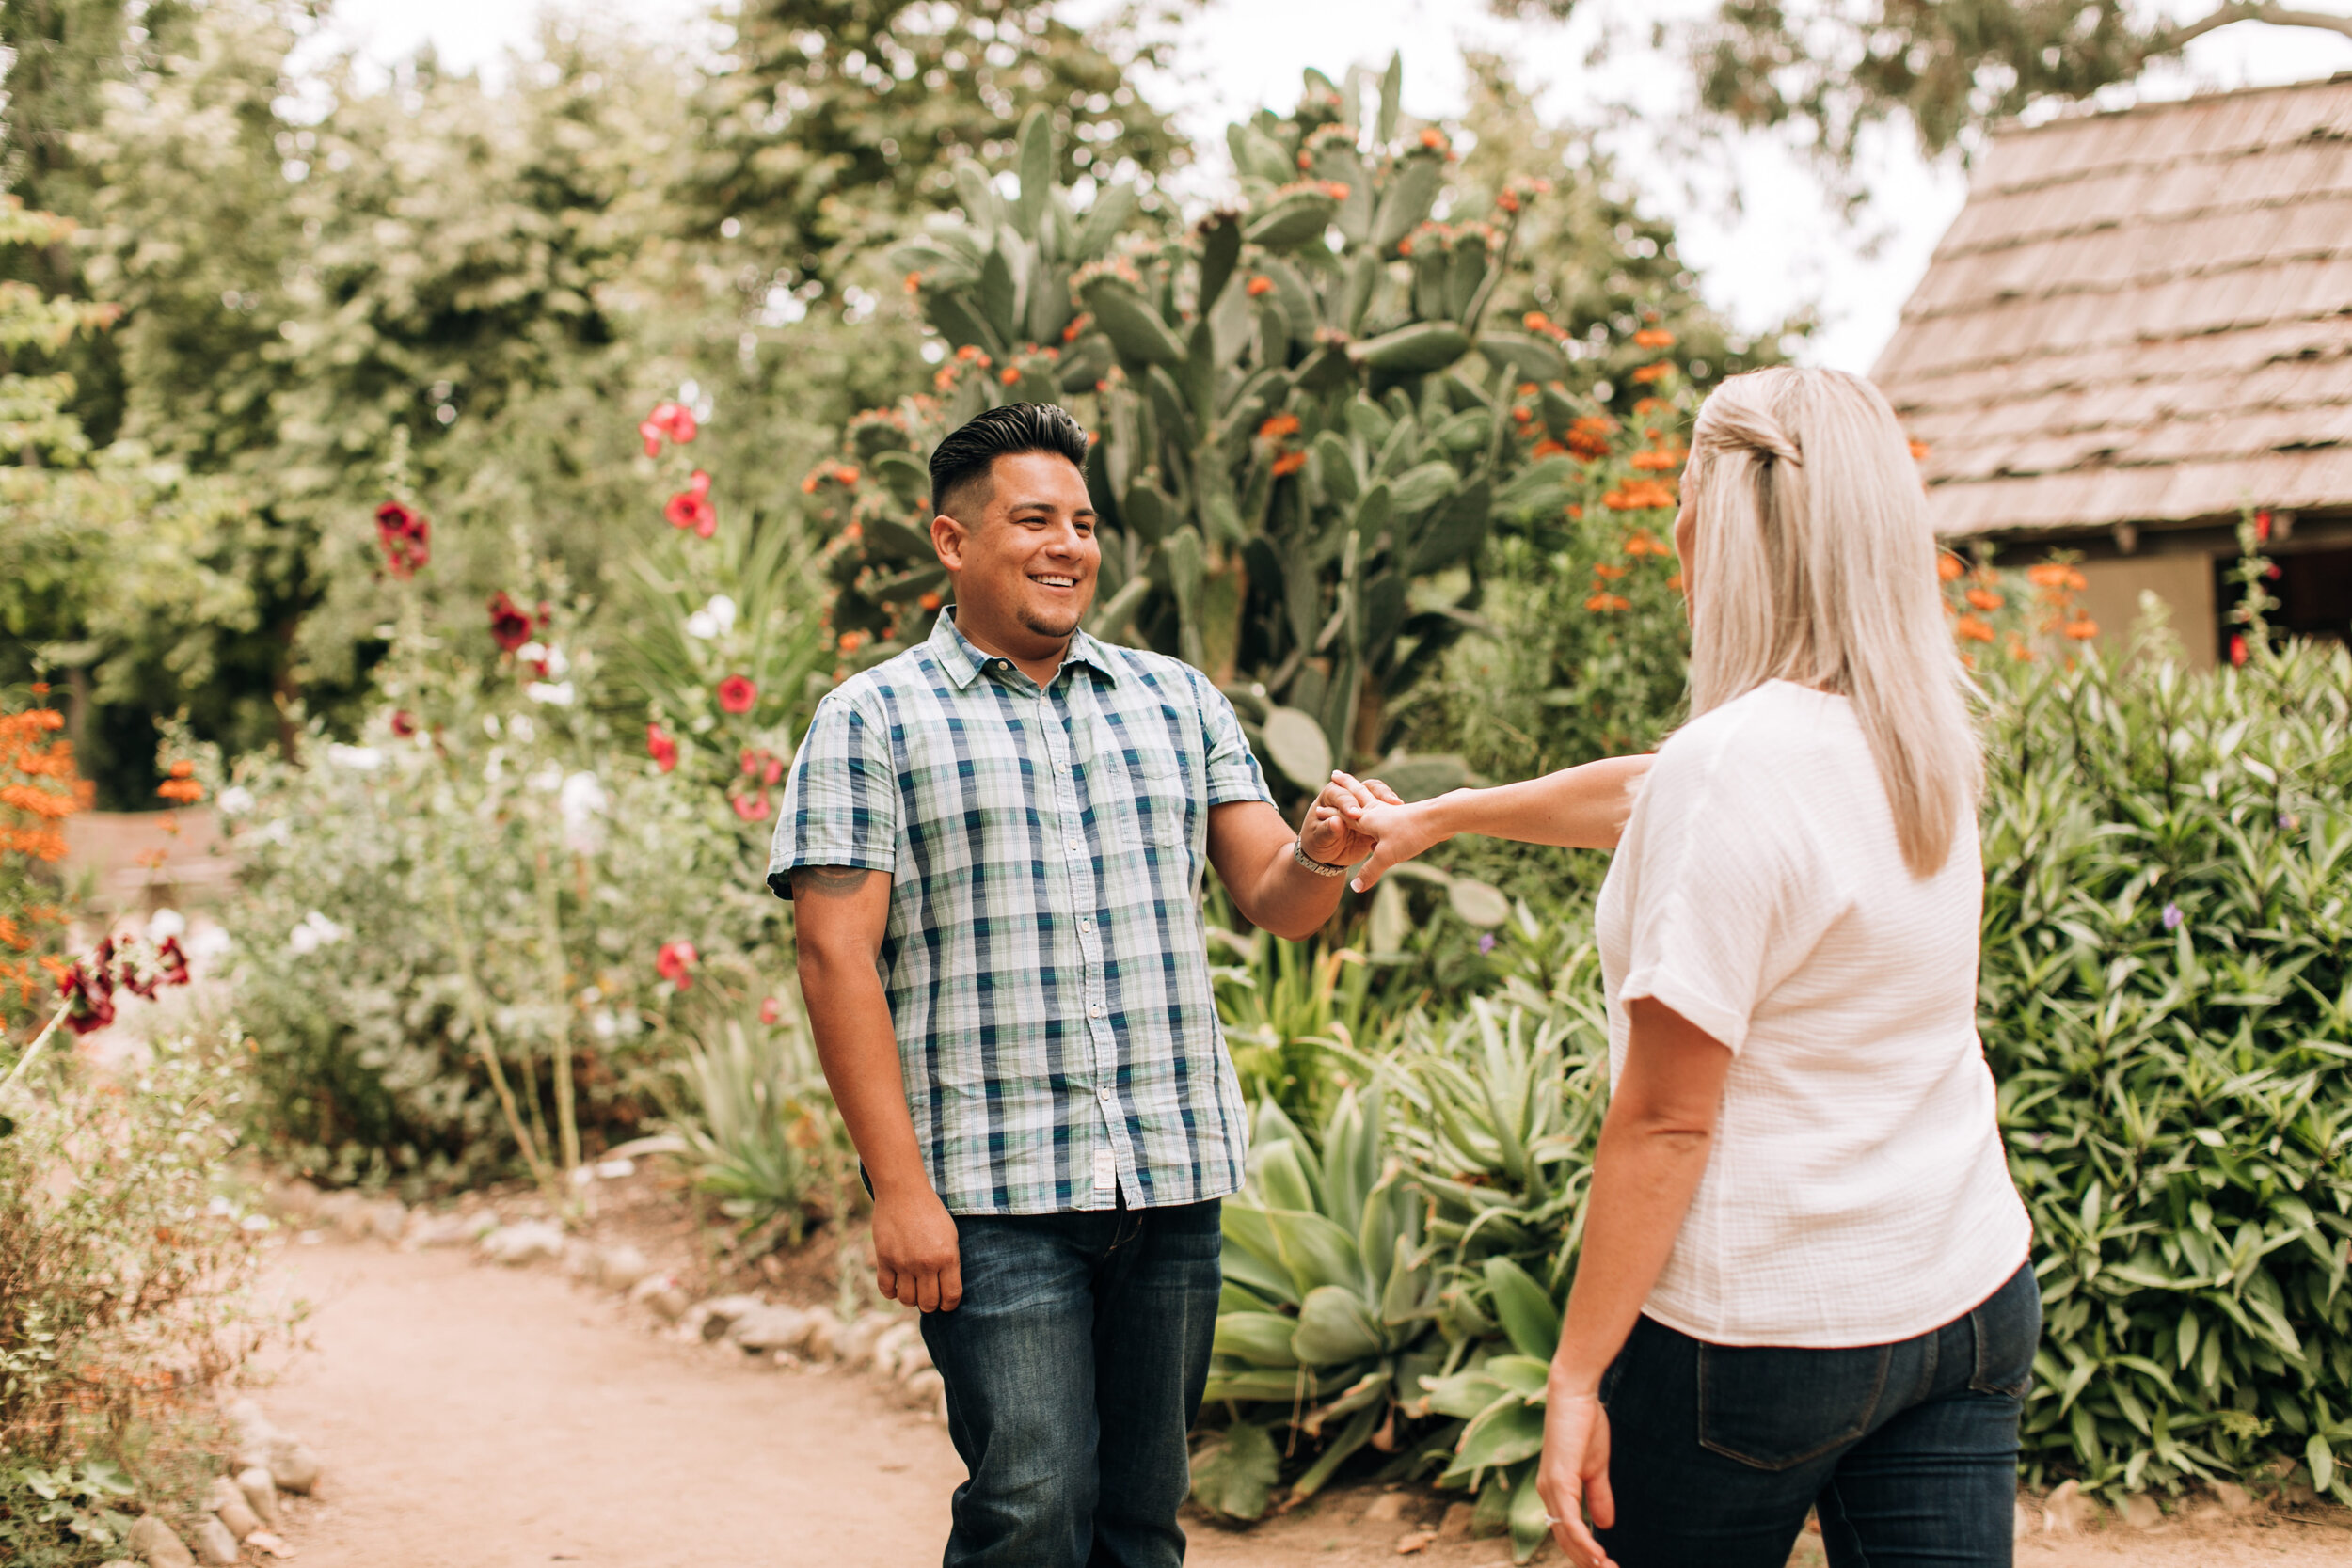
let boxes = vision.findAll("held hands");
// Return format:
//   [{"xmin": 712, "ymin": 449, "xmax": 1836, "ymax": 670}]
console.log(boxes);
[
  {"xmin": 1536, "ymin": 1392, "xmax": 1617, "ymax": 1568},
  {"xmin": 1322, "ymin": 776, "xmax": 1450, "ymax": 892},
  {"xmin": 870, "ymin": 1181, "xmax": 962, "ymax": 1313},
  {"xmin": 1296, "ymin": 770, "xmax": 1403, "ymax": 870}
]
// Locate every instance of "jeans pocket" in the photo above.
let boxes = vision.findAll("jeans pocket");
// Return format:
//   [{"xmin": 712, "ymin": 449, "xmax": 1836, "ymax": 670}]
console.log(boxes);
[
  {"xmin": 1698, "ymin": 1342, "xmax": 1890, "ymax": 1471},
  {"xmin": 1967, "ymin": 1262, "xmax": 2042, "ymax": 1399}
]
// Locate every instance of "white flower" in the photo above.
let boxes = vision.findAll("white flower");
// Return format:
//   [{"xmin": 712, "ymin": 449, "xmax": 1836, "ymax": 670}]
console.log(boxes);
[
  {"xmin": 705, "ymin": 594, "xmax": 738, "ymax": 634},
  {"xmin": 685, "ymin": 610, "xmax": 719, "ymax": 641},
  {"xmin": 188, "ymin": 926, "xmax": 233, "ymax": 962},
  {"xmin": 589, "ymin": 1009, "xmax": 619, "ymax": 1040},
  {"xmin": 326, "ymin": 744, "xmax": 383, "ymax": 771},
  {"xmin": 525, "ymin": 680, "xmax": 575, "ymax": 706},
  {"xmin": 147, "ymin": 908, "xmax": 187, "ymax": 942},
  {"xmin": 526, "ymin": 762, "xmax": 564, "ymax": 794},
  {"xmin": 507, "ymin": 714, "xmax": 536, "ymax": 743},
  {"xmin": 517, "ymin": 641, "xmax": 548, "ymax": 664},
  {"xmin": 544, "ymin": 645, "xmax": 570, "ymax": 676},
  {"xmin": 288, "ymin": 911, "xmax": 346, "ymax": 956},
  {"xmin": 558, "ymin": 771, "xmax": 609, "ymax": 854},
  {"xmin": 216, "ymin": 784, "xmax": 255, "ymax": 816},
  {"xmin": 482, "ymin": 714, "xmax": 502, "ymax": 737}
]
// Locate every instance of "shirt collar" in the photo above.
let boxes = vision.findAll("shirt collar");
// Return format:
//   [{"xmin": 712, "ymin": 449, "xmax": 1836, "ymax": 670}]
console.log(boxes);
[{"xmin": 926, "ymin": 607, "xmax": 1123, "ymax": 690}]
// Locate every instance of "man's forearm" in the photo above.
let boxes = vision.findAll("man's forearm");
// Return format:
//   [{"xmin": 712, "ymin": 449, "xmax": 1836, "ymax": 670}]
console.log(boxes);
[
  {"xmin": 796, "ymin": 950, "xmax": 930, "ymax": 1196},
  {"xmin": 1231, "ymin": 834, "xmax": 1348, "ymax": 942}
]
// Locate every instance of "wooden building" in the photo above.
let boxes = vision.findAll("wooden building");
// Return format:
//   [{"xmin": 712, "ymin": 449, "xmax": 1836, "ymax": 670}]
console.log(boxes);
[{"xmin": 1873, "ymin": 74, "xmax": 2352, "ymax": 666}]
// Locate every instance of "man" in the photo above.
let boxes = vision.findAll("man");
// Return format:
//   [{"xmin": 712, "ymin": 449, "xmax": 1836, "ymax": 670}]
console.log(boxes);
[{"xmin": 771, "ymin": 402, "xmax": 1386, "ymax": 1567}]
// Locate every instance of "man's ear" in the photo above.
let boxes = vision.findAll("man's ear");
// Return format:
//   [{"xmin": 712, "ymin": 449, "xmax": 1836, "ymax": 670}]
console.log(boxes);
[{"xmin": 930, "ymin": 511, "xmax": 968, "ymax": 572}]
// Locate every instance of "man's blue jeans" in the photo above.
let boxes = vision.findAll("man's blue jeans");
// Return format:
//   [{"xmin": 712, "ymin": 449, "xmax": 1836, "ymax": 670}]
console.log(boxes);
[
  {"xmin": 1596, "ymin": 1260, "xmax": 2042, "ymax": 1567},
  {"xmin": 918, "ymin": 1198, "xmax": 1222, "ymax": 1568}
]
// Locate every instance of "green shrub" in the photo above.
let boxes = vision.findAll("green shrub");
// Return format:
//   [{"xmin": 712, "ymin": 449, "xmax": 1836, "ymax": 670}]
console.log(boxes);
[{"xmin": 1978, "ymin": 633, "xmax": 2352, "ymax": 1502}]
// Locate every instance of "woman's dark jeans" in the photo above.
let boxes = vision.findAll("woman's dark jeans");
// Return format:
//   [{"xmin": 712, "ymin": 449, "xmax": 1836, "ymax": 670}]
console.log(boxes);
[
  {"xmin": 1597, "ymin": 1261, "xmax": 2041, "ymax": 1568},
  {"xmin": 917, "ymin": 1198, "xmax": 1222, "ymax": 1568}
]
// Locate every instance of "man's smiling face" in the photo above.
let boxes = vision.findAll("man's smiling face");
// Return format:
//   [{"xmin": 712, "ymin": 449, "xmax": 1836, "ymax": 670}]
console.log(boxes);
[{"xmin": 932, "ymin": 449, "xmax": 1100, "ymax": 658}]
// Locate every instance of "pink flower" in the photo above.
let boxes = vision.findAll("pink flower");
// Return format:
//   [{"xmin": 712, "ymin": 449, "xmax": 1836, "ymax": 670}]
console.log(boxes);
[
  {"xmin": 759, "ymin": 996, "xmax": 783, "ymax": 1025},
  {"xmin": 716, "ymin": 675, "xmax": 757, "ymax": 715},
  {"xmin": 656, "ymin": 941, "xmax": 698, "ymax": 989},
  {"xmin": 739, "ymin": 747, "xmax": 784, "ymax": 786},
  {"xmin": 729, "ymin": 791, "xmax": 771, "ymax": 822},
  {"xmin": 665, "ymin": 472, "xmax": 717, "ymax": 537},
  {"xmin": 641, "ymin": 401, "xmax": 699, "ymax": 455},
  {"xmin": 646, "ymin": 723, "xmax": 678, "ymax": 773}
]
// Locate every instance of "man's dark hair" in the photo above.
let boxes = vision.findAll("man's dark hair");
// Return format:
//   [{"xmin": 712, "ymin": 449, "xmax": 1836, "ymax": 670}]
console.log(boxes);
[{"xmin": 929, "ymin": 402, "xmax": 1091, "ymax": 522}]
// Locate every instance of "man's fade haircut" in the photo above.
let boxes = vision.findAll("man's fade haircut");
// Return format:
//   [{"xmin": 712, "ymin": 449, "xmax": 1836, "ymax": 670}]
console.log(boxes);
[{"xmin": 929, "ymin": 402, "xmax": 1091, "ymax": 524}]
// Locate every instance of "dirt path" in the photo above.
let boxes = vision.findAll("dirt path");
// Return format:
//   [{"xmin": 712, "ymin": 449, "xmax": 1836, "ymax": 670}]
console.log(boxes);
[{"xmin": 248, "ymin": 1238, "xmax": 2352, "ymax": 1567}]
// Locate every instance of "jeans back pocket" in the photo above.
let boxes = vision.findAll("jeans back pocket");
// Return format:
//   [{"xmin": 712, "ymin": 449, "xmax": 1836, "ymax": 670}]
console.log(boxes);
[
  {"xmin": 1698, "ymin": 1341, "xmax": 1890, "ymax": 1471},
  {"xmin": 1967, "ymin": 1261, "xmax": 2042, "ymax": 1399}
]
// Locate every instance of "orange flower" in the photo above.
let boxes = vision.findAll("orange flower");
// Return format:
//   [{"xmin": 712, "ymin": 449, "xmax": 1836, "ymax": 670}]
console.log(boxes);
[
  {"xmin": 1258, "ymin": 412, "xmax": 1302, "ymax": 442},
  {"xmin": 2026, "ymin": 563, "xmax": 2087, "ymax": 592},
  {"xmin": 919, "ymin": 591, "xmax": 943, "ymax": 611},
  {"xmin": 1583, "ymin": 592, "xmax": 1630, "ymax": 613},
  {"xmin": 2062, "ymin": 618, "xmax": 2099, "ymax": 641},
  {"xmin": 1000, "ymin": 367, "xmax": 1021, "ymax": 386},
  {"xmin": 157, "ymin": 778, "xmax": 202, "ymax": 804},
  {"xmin": 1629, "ymin": 447, "xmax": 1685, "ymax": 472},
  {"xmin": 1565, "ymin": 416, "xmax": 1616, "ymax": 462},
  {"xmin": 1566, "ymin": 504, "xmax": 1584, "ymax": 520},
  {"xmin": 1954, "ymin": 615, "xmax": 1995, "ymax": 643},
  {"xmin": 1624, "ymin": 531, "xmax": 1670, "ymax": 558},
  {"xmin": 1592, "ymin": 562, "xmax": 1628, "ymax": 581},
  {"xmin": 1601, "ymin": 480, "xmax": 1677, "ymax": 512},
  {"xmin": 1908, "ymin": 439, "xmax": 1931, "ymax": 461},
  {"xmin": 1271, "ymin": 450, "xmax": 1308, "ymax": 477},
  {"xmin": 955, "ymin": 345, "xmax": 992, "ymax": 366},
  {"xmin": 1418, "ymin": 127, "xmax": 1450, "ymax": 154},
  {"xmin": 1060, "ymin": 312, "xmax": 1092, "ymax": 343},
  {"xmin": 1512, "ymin": 405, "xmax": 1535, "ymax": 424},
  {"xmin": 1530, "ymin": 438, "xmax": 1566, "ymax": 459},
  {"xmin": 1936, "ymin": 554, "xmax": 1965, "ymax": 582},
  {"xmin": 903, "ymin": 271, "xmax": 923, "ymax": 294},
  {"xmin": 1631, "ymin": 362, "xmax": 1671, "ymax": 385},
  {"xmin": 1246, "ymin": 276, "xmax": 1274, "ymax": 297},
  {"xmin": 838, "ymin": 630, "xmax": 868, "ymax": 654},
  {"xmin": 1522, "ymin": 311, "xmax": 1555, "ymax": 334},
  {"xmin": 1964, "ymin": 588, "xmax": 2003, "ymax": 611},
  {"xmin": 2007, "ymin": 639, "xmax": 2037, "ymax": 663},
  {"xmin": 1633, "ymin": 327, "xmax": 1676, "ymax": 348},
  {"xmin": 1632, "ymin": 397, "xmax": 1667, "ymax": 417}
]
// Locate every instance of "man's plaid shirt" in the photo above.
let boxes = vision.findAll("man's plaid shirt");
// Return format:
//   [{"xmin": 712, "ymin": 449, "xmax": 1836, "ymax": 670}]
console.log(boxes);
[{"xmin": 769, "ymin": 610, "xmax": 1274, "ymax": 1215}]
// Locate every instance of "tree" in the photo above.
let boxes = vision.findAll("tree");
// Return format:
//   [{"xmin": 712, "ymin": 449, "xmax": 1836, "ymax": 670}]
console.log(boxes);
[{"xmin": 1501, "ymin": 1, "xmax": 2352, "ymax": 182}]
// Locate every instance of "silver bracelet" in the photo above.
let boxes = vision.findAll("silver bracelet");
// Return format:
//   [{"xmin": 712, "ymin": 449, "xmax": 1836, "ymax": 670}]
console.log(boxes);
[{"xmin": 1290, "ymin": 838, "xmax": 1350, "ymax": 878}]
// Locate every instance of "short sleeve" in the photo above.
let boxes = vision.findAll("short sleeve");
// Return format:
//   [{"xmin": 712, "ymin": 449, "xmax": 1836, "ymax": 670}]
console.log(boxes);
[
  {"xmin": 1199, "ymin": 679, "xmax": 1277, "ymax": 809},
  {"xmin": 767, "ymin": 691, "xmax": 899, "ymax": 899},
  {"xmin": 1614, "ymin": 727, "xmax": 1840, "ymax": 1054}
]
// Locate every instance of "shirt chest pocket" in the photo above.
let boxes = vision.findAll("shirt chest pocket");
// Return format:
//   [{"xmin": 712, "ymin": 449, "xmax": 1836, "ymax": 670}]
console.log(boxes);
[{"xmin": 1110, "ymin": 743, "xmax": 1191, "ymax": 850}]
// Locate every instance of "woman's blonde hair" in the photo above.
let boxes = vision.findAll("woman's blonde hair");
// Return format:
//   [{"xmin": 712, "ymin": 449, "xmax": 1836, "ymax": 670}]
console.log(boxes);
[{"xmin": 1681, "ymin": 366, "xmax": 1980, "ymax": 877}]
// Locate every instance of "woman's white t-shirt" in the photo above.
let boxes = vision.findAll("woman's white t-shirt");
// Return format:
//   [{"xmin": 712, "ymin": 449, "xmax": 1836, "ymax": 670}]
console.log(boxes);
[{"xmin": 1596, "ymin": 679, "xmax": 2031, "ymax": 1348}]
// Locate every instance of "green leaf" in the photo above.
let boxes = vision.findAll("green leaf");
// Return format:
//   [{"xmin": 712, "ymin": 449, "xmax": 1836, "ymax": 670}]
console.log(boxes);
[
  {"xmin": 1293, "ymin": 1284, "xmax": 1386, "ymax": 1364},
  {"xmin": 1191, "ymin": 1420, "xmax": 1281, "ymax": 1520},
  {"xmin": 1450, "ymin": 878, "xmax": 1512, "ymax": 928},
  {"xmin": 1262, "ymin": 705, "xmax": 1335, "ymax": 790},
  {"xmin": 1016, "ymin": 106, "xmax": 1055, "ymax": 242},
  {"xmin": 1449, "ymin": 1398, "xmax": 1546, "ymax": 1476},
  {"xmin": 1509, "ymin": 1463, "xmax": 1551, "ymax": 1563},
  {"xmin": 1215, "ymin": 1310, "xmax": 1305, "ymax": 1367},
  {"xmin": 1086, "ymin": 280, "xmax": 1186, "ymax": 367},
  {"xmin": 1072, "ymin": 183, "xmax": 1137, "ymax": 261},
  {"xmin": 2311, "ymin": 1433, "xmax": 2337, "ymax": 1495},
  {"xmin": 1484, "ymin": 1257, "xmax": 1562, "ymax": 1360},
  {"xmin": 1477, "ymin": 331, "xmax": 1568, "ymax": 383}
]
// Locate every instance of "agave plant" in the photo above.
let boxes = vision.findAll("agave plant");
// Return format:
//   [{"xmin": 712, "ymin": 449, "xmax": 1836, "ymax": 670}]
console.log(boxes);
[
  {"xmin": 1193, "ymin": 1089, "xmax": 1446, "ymax": 1518},
  {"xmin": 808, "ymin": 58, "xmax": 1600, "ymax": 797},
  {"xmin": 1417, "ymin": 1257, "xmax": 1567, "ymax": 1562}
]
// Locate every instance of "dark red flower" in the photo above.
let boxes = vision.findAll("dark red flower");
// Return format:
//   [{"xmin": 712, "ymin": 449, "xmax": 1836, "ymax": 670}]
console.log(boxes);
[
  {"xmin": 716, "ymin": 675, "xmax": 757, "ymax": 715},
  {"xmin": 656, "ymin": 940, "xmax": 698, "ymax": 989},
  {"xmin": 488, "ymin": 592, "xmax": 533, "ymax": 653},
  {"xmin": 390, "ymin": 709, "xmax": 418, "ymax": 738},
  {"xmin": 155, "ymin": 938, "xmax": 190, "ymax": 989},
  {"xmin": 646, "ymin": 723, "xmax": 678, "ymax": 773},
  {"xmin": 375, "ymin": 502, "xmax": 431, "ymax": 578},
  {"xmin": 58, "ymin": 958, "xmax": 115, "ymax": 1035}
]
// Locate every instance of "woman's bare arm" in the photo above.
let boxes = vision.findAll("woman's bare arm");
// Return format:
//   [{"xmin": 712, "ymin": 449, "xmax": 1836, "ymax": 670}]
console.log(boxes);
[{"xmin": 1339, "ymin": 754, "xmax": 1654, "ymax": 891}]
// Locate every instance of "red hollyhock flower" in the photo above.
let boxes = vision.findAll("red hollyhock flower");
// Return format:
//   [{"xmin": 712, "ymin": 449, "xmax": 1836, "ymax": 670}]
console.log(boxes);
[
  {"xmin": 646, "ymin": 723, "xmax": 678, "ymax": 773},
  {"xmin": 716, "ymin": 675, "xmax": 757, "ymax": 714},
  {"xmin": 375, "ymin": 502, "xmax": 431, "ymax": 578},
  {"xmin": 656, "ymin": 941, "xmax": 698, "ymax": 989},
  {"xmin": 58, "ymin": 958, "xmax": 116, "ymax": 1035},
  {"xmin": 665, "ymin": 470, "xmax": 717, "ymax": 537},
  {"xmin": 759, "ymin": 996, "xmax": 783, "ymax": 1025},
  {"xmin": 488, "ymin": 592, "xmax": 533, "ymax": 653},
  {"xmin": 729, "ymin": 791, "xmax": 771, "ymax": 822},
  {"xmin": 641, "ymin": 401, "xmax": 699, "ymax": 455},
  {"xmin": 155, "ymin": 937, "xmax": 191, "ymax": 989},
  {"xmin": 390, "ymin": 709, "xmax": 418, "ymax": 738},
  {"xmin": 739, "ymin": 747, "xmax": 784, "ymax": 785}
]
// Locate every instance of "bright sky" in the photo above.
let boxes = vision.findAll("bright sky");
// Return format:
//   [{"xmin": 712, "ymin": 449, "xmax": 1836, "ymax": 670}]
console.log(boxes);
[{"xmin": 315, "ymin": 0, "xmax": 2352, "ymax": 372}]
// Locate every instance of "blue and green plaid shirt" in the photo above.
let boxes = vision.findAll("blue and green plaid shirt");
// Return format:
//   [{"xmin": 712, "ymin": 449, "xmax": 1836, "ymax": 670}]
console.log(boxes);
[{"xmin": 769, "ymin": 610, "xmax": 1274, "ymax": 1215}]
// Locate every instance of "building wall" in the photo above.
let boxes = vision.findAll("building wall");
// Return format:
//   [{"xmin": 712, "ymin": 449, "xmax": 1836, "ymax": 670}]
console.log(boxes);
[{"xmin": 2077, "ymin": 552, "xmax": 2217, "ymax": 670}]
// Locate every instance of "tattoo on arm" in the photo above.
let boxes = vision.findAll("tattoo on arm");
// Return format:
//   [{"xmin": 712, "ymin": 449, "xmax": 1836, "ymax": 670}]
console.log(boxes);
[{"xmin": 792, "ymin": 864, "xmax": 875, "ymax": 899}]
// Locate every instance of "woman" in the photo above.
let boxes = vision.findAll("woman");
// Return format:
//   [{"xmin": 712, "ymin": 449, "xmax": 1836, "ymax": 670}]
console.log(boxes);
[{"xmin": 1340, "ymin": 367, "xmax": 2035, "ymax": 1568}]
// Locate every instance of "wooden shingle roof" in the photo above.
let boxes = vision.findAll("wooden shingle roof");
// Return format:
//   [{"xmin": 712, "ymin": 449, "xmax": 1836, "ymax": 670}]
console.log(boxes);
[{"xmin": 1872, "ymin": 74, "xmax": 2352, "ymax": 538}]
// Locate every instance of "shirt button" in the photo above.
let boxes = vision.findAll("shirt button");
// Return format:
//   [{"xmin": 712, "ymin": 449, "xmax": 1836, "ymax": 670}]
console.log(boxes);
[
  {"xmin": 1099, "ymin": 1088, "xmax": 1115, "ymax": 1102},
  {"xmin": 1089, "ymin": 1005, "xmax": 1104, "ymax": 1018},
  {"xmin": 1067, "ymin": 838, "xmax": 1081, "ymax": 853}
]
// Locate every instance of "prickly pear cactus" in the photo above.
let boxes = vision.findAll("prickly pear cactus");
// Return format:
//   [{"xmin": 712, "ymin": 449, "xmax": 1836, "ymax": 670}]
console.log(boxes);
[{"xmin": 809, "ymin": 58, "xmax": 1606, "ymax": 809}]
